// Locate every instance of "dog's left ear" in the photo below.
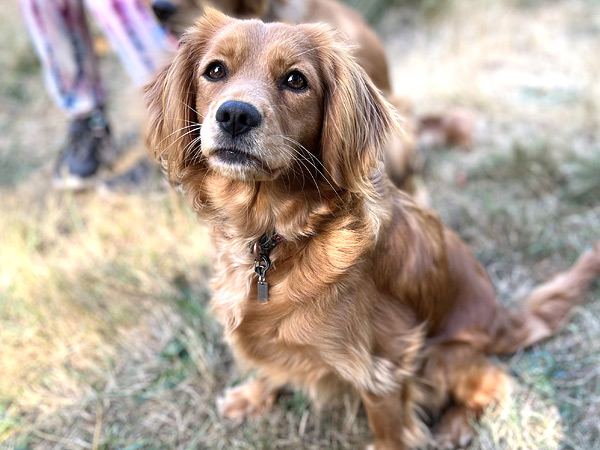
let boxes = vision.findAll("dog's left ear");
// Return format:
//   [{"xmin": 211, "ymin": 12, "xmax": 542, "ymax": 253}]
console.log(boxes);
[
  {"xmin": 145, "ymin": 8, "xmax": 233, "ymax": 181},
  {"xmin": 310, "ymin": 25, "xmax": 398, "ymax": 194}
]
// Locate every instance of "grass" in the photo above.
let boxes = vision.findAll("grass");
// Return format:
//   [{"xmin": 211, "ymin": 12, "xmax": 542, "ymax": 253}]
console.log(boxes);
[
  {"xmin": 345, "ymin": 0, "xmax": 451, "ymax": 22},
  {"xmin": 1, "ymin": 0, "xmax": 600, "ymax": 449}
]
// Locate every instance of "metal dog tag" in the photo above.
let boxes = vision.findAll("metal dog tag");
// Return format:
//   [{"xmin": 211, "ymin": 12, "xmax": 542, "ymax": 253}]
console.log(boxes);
[{"xmin": 257, "ymin": 281, "xmax": 269, "ymax": 303}]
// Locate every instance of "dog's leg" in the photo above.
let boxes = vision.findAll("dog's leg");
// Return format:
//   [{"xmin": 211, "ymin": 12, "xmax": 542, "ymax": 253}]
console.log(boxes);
[
  {"xmin": 360, "ymin": 383, "xmax": 427, "ymax": 450},
  {"xmin": 427, "ymin": 345, "xmax": 510, "ymax": 449},
  {"xmin": 217, "ymin": 376, "xmax": 279, "ymax": 420}
]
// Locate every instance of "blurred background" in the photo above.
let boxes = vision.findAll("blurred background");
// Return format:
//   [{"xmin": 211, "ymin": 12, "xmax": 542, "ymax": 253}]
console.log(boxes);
[{"xmin": 1, "ymin": 0, "xmax": 599, "ymax": 448}]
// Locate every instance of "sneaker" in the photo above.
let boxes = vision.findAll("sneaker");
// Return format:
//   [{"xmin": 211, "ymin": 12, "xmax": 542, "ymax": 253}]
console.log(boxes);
[{"xmin": 53, "ymin": 110, "xmax": 113, "ymax": 190}]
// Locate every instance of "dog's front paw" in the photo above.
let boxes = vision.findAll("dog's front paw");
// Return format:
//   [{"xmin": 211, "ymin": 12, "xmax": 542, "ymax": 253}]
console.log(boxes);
[{"xmin": 217, "ymin": 379, "xmax": 276, "ymax": 420}]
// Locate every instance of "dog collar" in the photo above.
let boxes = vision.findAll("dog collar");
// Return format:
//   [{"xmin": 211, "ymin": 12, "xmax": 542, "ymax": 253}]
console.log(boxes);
[
  {"xmin": 252, "ymin": 232, "xmax": 285, "ymax": 303},
  {"xmin": 252, "ymin": 232, "xmax": 285, "ymax": 259}
]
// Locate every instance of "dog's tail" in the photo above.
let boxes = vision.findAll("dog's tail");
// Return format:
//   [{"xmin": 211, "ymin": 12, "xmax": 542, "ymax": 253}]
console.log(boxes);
[{"xmin": 488, "ymin": 243, "xmax": 600, "ymax": 355}]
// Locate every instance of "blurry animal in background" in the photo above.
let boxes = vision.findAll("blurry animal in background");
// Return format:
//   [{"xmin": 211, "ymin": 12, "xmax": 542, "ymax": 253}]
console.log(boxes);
[
  {"xmin": 145, "ymin": 11, "xmax": 600, "ymax": 448},
  {"xmin": 150, "ymin": 0, "xmax": 429, "ymax": 204},
  {"xmin": 419, "ymin": 108, "xmax": 476, "ymax": 150}
]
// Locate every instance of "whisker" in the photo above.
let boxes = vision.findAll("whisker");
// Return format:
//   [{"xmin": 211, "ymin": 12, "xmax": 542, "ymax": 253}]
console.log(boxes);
[
  {"xmin": 254, "ymin": 140, "xmax": 271, "ymax": 173},
  {"xmin": 279, "ymin": 145, "xmax": 314, "ymax": 199},
  {"xmin": 278, "ymin": 147, "xmax": 306, "ymax": 190},
  {"xmin": 280, "ymin": 144, "xmax": 322, "ymax": 203},
  {"xmin": 178, "ymin": 99, "xmax": 205, "ymax": 119},
  {"xmin": 277, "ymin": 151, "xmax": 309, "ymax": 205},
  {"xmin": 197, "ymin": 166, "xmax": 212, "ymax": 199},
  {"xmin": 281, "ymin": 136, "xmax": 339, "ymax": 185},
  {"xmin": 161, "ymin": 117, "xmax": 200, "ymax": 124},
  {"xmin": 184, "ymin": 135, "xmax": 204, "ymax": 164},
  {"xmin": 278, "ymin": 137, "xmax": 344, "ymax": 205},
  {"xmin": 158, "ymin": 125, "xmax": 203, "ymax": 157},
  {"xmin": 155, "ymin": 123, "xmax": 202, "ymax": 148}
]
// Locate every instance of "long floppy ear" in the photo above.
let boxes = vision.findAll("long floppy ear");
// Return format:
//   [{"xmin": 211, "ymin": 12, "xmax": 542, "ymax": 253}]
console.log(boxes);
[
  {"xmin": 310, "ymin": 25, "xmax": 398, "ymax": 195},
  {"xmin": 145, "ymin": 8, "xmax": 232, "ymax": 182}
]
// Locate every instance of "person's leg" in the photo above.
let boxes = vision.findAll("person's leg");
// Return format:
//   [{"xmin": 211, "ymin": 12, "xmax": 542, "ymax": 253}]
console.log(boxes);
[
  {"xmin": 84, "ymin": 0, "xmax": 178, "ymax": 191},
  {"xmin": 19, "ymin": 0, "xmax": 113, "ymax": 188},
  {"xmin": 19, "ymin": 0, "xmax": 104, "ymax": 116},
  {"xmin": 84, "ymin": 0, "xmax": 177, "ymax": 87}
]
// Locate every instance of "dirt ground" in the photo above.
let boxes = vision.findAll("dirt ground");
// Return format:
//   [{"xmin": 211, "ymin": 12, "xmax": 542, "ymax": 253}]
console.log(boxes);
[{"xmin": 1, "ymin": 0, "xmax": 599, "ymax": 449}]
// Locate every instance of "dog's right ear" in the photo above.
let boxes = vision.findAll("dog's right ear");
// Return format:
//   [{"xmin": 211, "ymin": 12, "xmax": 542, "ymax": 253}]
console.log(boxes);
[{"xmin": 145, "ymin": 8, "xmax": 232, "ymax": 182}]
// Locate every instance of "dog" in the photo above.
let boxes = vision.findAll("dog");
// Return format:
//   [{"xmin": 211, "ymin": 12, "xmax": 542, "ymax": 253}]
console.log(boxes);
[
  {"xmin": 151, "ymin": 0, "xmax": 430, "ymax": 204},
  {"xmin": 145, "ymin": 10, "xmax": 600, "ymax": 449}
]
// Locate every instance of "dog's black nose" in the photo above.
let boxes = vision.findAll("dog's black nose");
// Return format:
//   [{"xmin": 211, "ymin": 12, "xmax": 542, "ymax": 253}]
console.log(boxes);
[
  {"xmin": 216, "ymin": 101, "xmax": 262, "ymax": 138},
  {"xmin": 152, "ymin": 1, "xmax": 177, "ymax": 21}
]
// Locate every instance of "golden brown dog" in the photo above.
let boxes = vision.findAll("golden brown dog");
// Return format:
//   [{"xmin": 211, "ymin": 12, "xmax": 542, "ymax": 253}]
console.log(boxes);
[
  {"xmin": 145, "ymin": 10, "xmax": 600, "ymax": 449},
  {"xmin": 151, "ymin": 0, "xmax": 429, "ymax": 203}
]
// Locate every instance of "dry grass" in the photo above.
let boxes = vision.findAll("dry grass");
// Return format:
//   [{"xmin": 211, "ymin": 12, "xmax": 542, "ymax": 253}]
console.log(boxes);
[{"xmin": 1, "ymin": 0, "xmax": 599, "ymax": 449}]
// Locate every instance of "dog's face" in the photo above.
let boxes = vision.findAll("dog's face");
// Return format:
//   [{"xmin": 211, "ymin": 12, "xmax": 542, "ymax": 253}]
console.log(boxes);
[
  {"xmin": 146, "ymin": 9, "xmax": 395, "ymax": 193},
  {"xmin": 196, "ymin": 17, "xmax": 325, "ymax": 181}
]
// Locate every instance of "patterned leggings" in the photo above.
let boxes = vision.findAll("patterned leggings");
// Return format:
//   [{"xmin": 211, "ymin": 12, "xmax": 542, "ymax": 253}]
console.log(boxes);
[{"xmin": 19, "ymin": 0, "xmax": 177, "ymax": 117}]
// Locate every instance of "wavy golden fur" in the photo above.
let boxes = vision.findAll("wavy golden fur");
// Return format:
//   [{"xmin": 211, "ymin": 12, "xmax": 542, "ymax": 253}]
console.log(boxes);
[{"xmin": 145, "ymin": 10, "xmax": 600, "ymax": 449}]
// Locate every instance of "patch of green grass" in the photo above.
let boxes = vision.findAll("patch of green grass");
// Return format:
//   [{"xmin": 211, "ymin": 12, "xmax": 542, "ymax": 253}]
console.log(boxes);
[
  {"xmin": 99, "ymin": 440, "xmax": 160, "ymax": 450},
  {"xmin": 133, "ymin": 365, "xmax": 193, "ymax": 403},
  {"xmin": 0, "ymin": 151, "xmax": 42, "ymax": 188},
  {"xmin": 281, "ymin": 390, "xmax": 311, "ymax": 417},
  {"xmin": 0, "ymin": 404, "xmax": 22, "ymax": 442},
  {"xmin": 172, "ymin": 273, "xmax": 212, "ymax": 321},
  {"xmin": 0, "ymin": 35, "xmax": 40, "ymax": 102},
  {"xmin": 511, "ymin": 349, "xmax": 559, "ymax": 398},
  {"xmin": 466, "ymin": 141, "xmax": 566, "ymax": 197},
  {"xmin": 342, "ymin": 0, "xmax": 450, "ymax": 22},
  {"xmin": 561, "ymin": 148, "xmax": 600, "ymax": 206}
]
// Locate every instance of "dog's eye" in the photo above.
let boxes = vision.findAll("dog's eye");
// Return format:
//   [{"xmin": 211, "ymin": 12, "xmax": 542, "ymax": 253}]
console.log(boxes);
[
  {"xmin": 283, "ymin": 71, "xmax": 308, "ymax": 91},
  {"xmin": 205, "ymin": 62, "xmax": 227, "ymax": 81}
]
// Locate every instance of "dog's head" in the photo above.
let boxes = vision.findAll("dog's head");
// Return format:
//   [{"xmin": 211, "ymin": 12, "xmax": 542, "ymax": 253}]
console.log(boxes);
[{"xmin": 146, "ymin": 9, "xmax": 396, "ymax": 194}]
